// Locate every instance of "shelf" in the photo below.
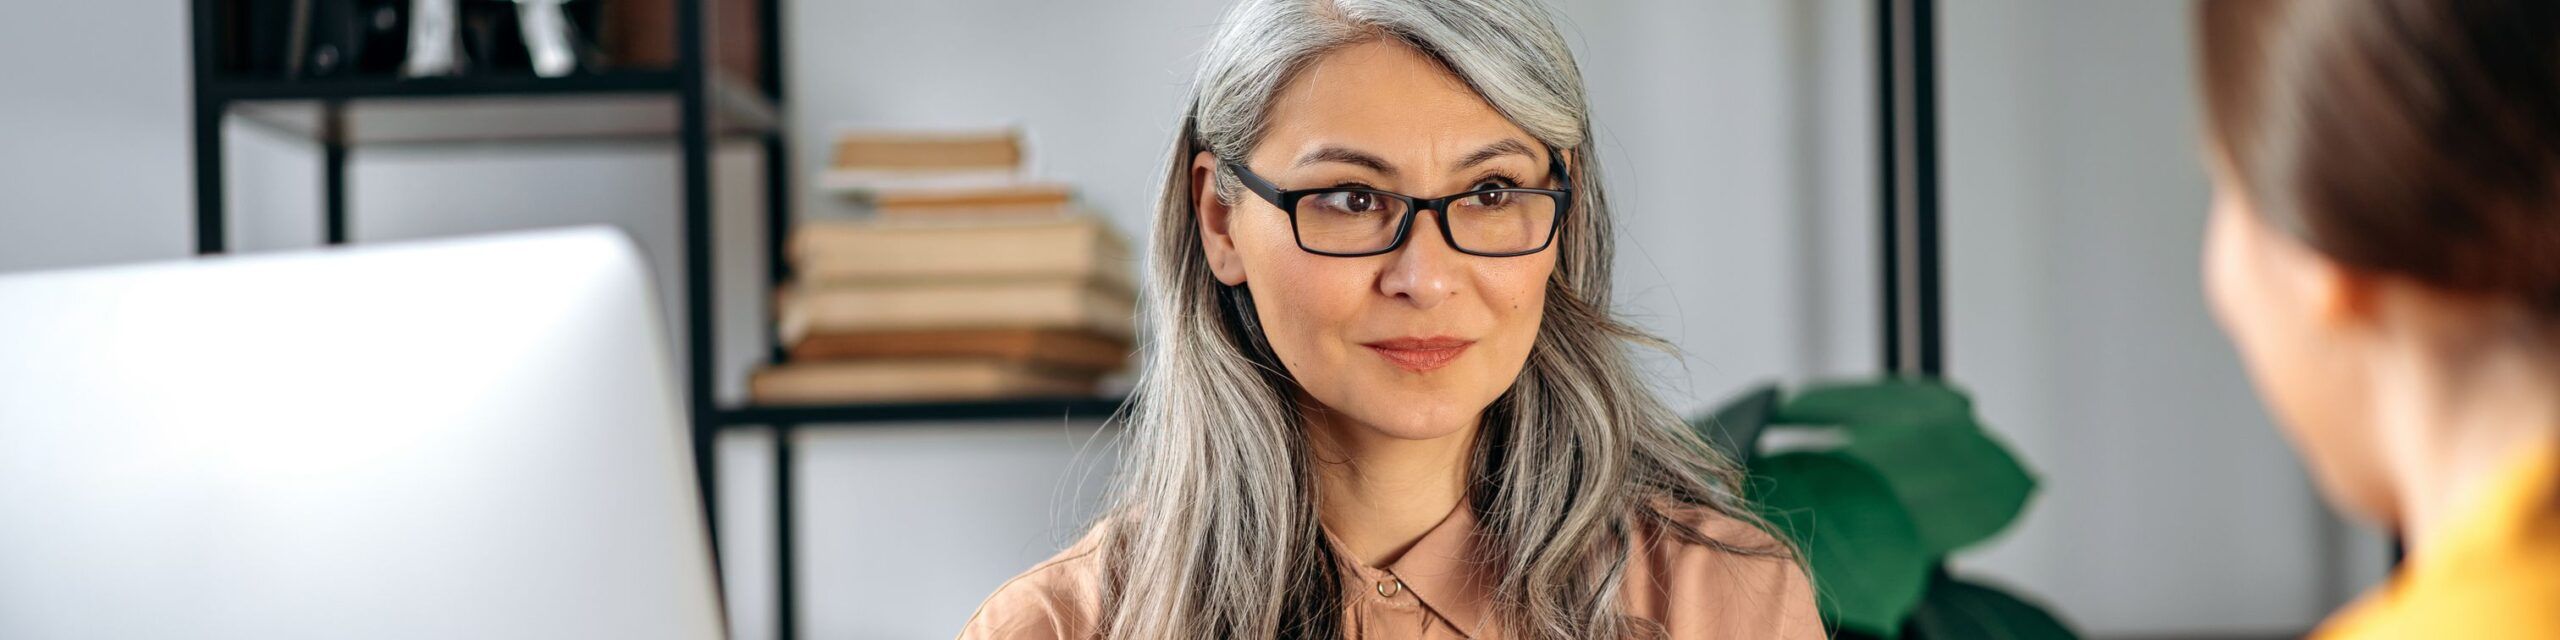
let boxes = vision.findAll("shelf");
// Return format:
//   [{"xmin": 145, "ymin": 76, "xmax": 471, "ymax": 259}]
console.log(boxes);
[
  {"xmin": 718, "ymin": 395, "xmax": 1130, "ymax": 428},
  {"xmin": 205, "ymin": 70, "xmax": 778, "ymax": 145}
]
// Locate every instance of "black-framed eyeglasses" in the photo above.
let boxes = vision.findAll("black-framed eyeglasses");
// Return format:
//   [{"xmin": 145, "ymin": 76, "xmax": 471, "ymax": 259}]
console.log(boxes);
[{"xmin": 1223, "ymin": 151, "xmax": 1573, "ymax": 258}]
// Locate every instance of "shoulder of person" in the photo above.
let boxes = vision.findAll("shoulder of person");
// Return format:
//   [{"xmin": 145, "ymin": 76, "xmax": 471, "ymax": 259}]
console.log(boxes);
[
  {"xmin": 1634, "ymin": 495, "xmax": 1792, "ymax": 556},
  {"xmin": 955, "ymin": 525, "xmax": 1110, "ymax": 640},
  {"xmin": 1621, "ymin": 495, "xmax": 1825, "ymax": 639}
]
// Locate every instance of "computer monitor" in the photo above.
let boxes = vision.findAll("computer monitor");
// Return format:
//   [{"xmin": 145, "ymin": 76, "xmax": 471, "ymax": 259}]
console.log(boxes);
[{"xmin": 0, "ymin": 227, "xmax": 725, "ymax": 639}]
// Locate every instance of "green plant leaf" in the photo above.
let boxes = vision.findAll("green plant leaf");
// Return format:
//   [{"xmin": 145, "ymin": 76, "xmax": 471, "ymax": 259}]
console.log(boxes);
[
  {"xmin": 1840, "ymin": 419, "xmax": 2037, "ymax": 555},
  {"xmin": 1906, "ymin": 572, "xmax": 2079, "ymax": 640},
  {"xmin": 1750, "ymin": 452, "xmax": 1931, "ymax": 638},
  {"xmin": 1777, "ymin": 379, "xmax": 1971, "ymax": 428},
  {"xmin": 1694, "ymin": 384, "xmax": 1780, "ymax": 464}
]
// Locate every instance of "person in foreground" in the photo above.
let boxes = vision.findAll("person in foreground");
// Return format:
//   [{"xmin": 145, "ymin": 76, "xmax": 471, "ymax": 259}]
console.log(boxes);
[
  {"xmin": 957, "ymin": 0, "xmax": 1819, "ymax": 638},
  {"xmin": 2195, "ymin": 1, "xmax": 2560, "ymax": 637}
]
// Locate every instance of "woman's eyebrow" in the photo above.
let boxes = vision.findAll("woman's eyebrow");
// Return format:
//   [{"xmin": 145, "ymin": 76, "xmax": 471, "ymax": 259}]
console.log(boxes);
[
  {"xmin": 1292, "ymin": 139, "xmax": 1537, "ymax": 177},
  {"xmin": 1294, "ymin": 146, "xmax": 1398, "ymax": 177},
  {"xmin": 1456, "ymin": 139, "xmax": 1536, "ymax": 170}
]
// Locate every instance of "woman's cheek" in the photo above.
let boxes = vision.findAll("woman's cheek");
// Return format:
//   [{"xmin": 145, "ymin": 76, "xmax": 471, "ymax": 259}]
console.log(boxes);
[{"xmin": 1252, "ymin": 269, "xmax": 1356, "ymax": 378}]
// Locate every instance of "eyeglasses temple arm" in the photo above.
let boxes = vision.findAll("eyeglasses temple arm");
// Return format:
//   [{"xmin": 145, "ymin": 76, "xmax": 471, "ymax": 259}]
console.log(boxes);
[
  {"xmin": 1223, "ymin": 162, "xmax": 1288, "ymax": 205},
  {"xmin": 1551, "ymin": 151, "xmax": 1575, "ymax": 192}
]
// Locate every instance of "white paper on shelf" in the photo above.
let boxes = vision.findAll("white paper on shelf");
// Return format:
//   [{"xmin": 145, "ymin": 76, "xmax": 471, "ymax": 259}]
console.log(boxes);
[
  {"xmin": 517, "ymin": 0, "xmax": 577, "ymax": 78},
  {"xmin": 400, "ymin": 0, "xmax": 460, "ymax": 77}
]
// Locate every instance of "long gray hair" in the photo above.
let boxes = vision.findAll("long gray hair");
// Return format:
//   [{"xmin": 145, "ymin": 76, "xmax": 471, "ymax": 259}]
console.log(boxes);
[{"xmin": 1093, "ymin": 0, "xmax": 1788, "ymax": 637}]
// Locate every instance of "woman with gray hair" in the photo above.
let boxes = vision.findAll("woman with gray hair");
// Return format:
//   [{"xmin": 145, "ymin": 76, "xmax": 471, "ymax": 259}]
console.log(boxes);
[{"xmin": 961, "ymin": 0, "xmax": 1817, "ymax": 637}]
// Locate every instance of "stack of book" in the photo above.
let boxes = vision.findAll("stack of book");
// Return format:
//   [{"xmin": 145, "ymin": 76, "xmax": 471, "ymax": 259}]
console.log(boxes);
[{"xmin": 749, "ymin": 127, "xmax": 1138, "ymax": 405}]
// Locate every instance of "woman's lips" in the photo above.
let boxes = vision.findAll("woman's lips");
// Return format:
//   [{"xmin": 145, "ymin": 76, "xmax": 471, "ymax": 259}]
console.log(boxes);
[{"xmin": 1361, "ymin": 337, "xmax": 1475, "ymax": 373}]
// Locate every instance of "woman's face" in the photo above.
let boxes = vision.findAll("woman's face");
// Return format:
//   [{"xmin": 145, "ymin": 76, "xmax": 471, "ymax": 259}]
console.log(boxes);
[
  {"xmin": 2202, "ymin": 173, "xmax": 2395, "ymax": 523},
  {"xmin": 1194, "ymin": 39, "xmax": 1561, "ymax": 443}
]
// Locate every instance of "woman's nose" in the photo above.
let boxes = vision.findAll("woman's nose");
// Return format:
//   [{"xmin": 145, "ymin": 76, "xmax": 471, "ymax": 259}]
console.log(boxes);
[{"xmin": 1377, "ymin": 209, "xmax": 1464, "ymax": 309}]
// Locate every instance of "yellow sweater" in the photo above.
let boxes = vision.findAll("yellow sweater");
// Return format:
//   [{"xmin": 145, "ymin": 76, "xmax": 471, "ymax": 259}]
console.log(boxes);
[{"xmin": 2315, "ymin": 446, "xmax": 2560, "ymax": 639}]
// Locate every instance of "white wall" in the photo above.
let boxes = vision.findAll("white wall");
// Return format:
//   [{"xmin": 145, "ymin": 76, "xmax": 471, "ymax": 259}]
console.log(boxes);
[
  {"xmin": 0, "ymin": 1, "xmax": 2374, "ymax": 638},
  {"xmin": 0, "ymin": 1, "xmax": 193, "ymax": 272}
]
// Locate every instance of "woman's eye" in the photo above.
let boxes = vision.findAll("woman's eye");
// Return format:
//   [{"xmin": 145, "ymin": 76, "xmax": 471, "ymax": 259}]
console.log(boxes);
[
  {"xmin": 1321, "ymin": 192, "xmax": 1383, "ymax": 213},
  {"xmin": 1470, "ymin": 191, "xmax": 1512, "ymax": 207}
]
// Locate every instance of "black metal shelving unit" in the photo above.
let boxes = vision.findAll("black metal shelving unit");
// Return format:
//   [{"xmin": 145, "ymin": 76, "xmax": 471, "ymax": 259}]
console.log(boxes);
[
  {"xmin": 1876, "ymin": 0, "xmax": 1943, "ymax": 377},
  {"xmin": 187, "ymin": 3, "xmax": 1127, "ymax": 639}
]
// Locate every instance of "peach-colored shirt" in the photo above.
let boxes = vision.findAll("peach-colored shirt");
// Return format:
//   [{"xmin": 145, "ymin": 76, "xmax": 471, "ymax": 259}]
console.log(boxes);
[{"xmin": 958, "ymin": 499, "xmax": 1822, "ymax": 639}]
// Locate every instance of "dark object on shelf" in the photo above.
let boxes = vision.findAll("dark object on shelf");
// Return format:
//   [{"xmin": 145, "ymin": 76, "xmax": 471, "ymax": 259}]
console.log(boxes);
[
  {"xmin": 288, "ymin": 0, "xmax": 405, "ymax": 78},
  {"xmin": 283, "ymin": 0, "xmax": 315, "ymax": 77},
  {"xmin": 454, "ymin": 0, "xmax": 607, "ymax": 77},
  {"xmin": 218, "ymin": 0, "xmax": 611, "ymax": 79},
  {"xmin": 217, "ymin": 0, "xmax": 410, "ymax": 78},
  {"xmin": 599, "ymin": 0, "xmax": 759, "ymax": 81},
  {"xmin": 351, "ymin": 0, "xmax": 411, "ymax": 76},
  {"xmin": 222, "ymin": 0, "xmax": 298, "ymax": 77},
  {"xmin": 458, "ymin": 0, "xmax": 532, "ymax": 74}
]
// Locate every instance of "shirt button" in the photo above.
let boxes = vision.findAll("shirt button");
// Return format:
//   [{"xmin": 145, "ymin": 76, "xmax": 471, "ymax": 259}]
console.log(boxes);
[{"xmin": 1376, "ymin": 578, "xmax": 1403, "ymax": 598}]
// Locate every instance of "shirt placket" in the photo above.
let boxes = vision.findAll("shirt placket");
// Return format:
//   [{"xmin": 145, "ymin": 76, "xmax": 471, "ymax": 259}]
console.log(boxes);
[{"xmin": 1346, "ymin": 562, "xmax": 1430, "ymax": 638}]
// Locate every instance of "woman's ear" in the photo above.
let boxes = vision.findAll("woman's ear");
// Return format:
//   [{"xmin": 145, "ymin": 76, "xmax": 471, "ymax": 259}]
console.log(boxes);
[
  {"xmin": 2258, "ymin": 216, "xmax": 2383, "ymax": 334},
  {"xmin": 2308, "ymin": 256, "xmax": 2386, "ymax": 332},
  {"xmin": 1194, "ymin": 151, "xmax": 1249, "ymax": 286}
]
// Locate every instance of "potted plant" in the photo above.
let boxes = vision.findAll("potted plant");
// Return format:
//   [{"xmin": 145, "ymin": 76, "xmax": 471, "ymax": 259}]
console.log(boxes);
[{"xmin": 1693, "ymin": 379, "xmax": 2077, "ymax": 639}]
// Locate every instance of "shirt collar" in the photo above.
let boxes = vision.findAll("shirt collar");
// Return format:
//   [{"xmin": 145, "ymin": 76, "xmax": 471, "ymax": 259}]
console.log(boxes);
[{"xmin": 1321, "ymin": 501, "xmax": 1498, "ymax": 638}]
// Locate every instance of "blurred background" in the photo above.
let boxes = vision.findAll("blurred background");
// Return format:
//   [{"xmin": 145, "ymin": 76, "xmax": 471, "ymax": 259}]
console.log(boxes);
[{"xmin": 0, "ymin": 0, "xmax": 2387, "ymax": 638}]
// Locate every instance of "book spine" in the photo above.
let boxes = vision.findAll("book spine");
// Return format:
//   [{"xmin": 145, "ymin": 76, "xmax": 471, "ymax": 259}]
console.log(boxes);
[
  {"xmin": 779, "ymin": 281, "xmax": 1137, "ymax": 340},
  {"xmin": 747, "ymin": 360, "xmax": 1094, "ymax": 404}
]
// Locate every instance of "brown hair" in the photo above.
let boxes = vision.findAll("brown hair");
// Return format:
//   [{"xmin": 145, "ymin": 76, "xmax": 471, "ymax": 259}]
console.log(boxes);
[{"xmin": 2196, "ymin": 0, "xmax": 2560, "ymax": 312}]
